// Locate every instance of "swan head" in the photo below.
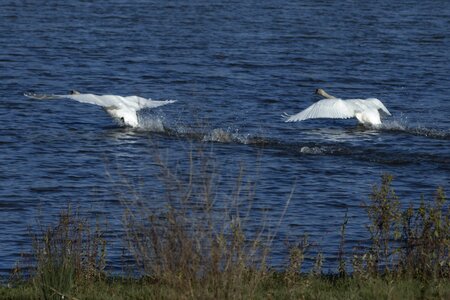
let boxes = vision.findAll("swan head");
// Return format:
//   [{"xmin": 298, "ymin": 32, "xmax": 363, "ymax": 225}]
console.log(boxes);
[
  {"xmin": 315, "ymin": 88, "xmax": 335, "ymax": 99},
  {"xmin": 70, "ymin": 90, "xmax": 81, "ymax": 95}
]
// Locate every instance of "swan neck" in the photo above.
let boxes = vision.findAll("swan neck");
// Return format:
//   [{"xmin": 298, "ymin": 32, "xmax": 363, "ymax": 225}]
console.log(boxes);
[
  {"xmin": 316, "ymin": 88, "xmax": 336, "ymax": 99},
  {"xmin": 321, "ymin": 91, "xmax": 335, "ymax": 99}
]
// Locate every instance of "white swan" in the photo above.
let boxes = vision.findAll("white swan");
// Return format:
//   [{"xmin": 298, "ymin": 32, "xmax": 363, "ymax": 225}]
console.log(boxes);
[
  {"xmin": 24, "ymin": 90, "xmax": 176, "ymax": 127},
  {"xmin": 284, "ymin": 89, "xmax": 391, "ymax": 126}
]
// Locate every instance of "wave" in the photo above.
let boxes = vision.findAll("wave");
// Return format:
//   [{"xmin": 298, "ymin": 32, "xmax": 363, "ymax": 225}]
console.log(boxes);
[
  {"xmin": 139, "ymin": 113, "xmax": 449, "ymax": 142},
  {"xmin": 202, "ymin": 128, "xmax": 250, "ymax": 144},
  {"xmin": 134, "ymin": 115, "xmax": 449, "ymax": 166},
  {"xmin": 297, "ymin": 143, "xmax": 449, "ymax": 165},
  {"xmin": 380, "ymin": 119, "xmax": 450, "ymax": 140}
]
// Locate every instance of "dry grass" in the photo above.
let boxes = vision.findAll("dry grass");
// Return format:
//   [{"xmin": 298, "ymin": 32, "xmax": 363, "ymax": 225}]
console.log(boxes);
[
  {"xmin": 7, "ymin": 146, "xmax": 449, "ymax": 299},
  {"xmin": 122, "ymin": 146, "xmax": 277, "ymax": 298},
  {"xmin": 354, "ymin": 174, "xmax": 449, "ymax": 280},
  {"xmin": 30, "ymin": 207, "xmax": 106, "ymax": 299}
]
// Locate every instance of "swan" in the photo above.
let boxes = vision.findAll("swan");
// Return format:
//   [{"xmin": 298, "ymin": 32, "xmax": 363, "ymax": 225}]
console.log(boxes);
[
  {"xmin": 283, "ymin": 88, "xmax": 391, "ymax": 126},
  {"xmin": 24, "ymin": 90, "xmax": 176, "ymax": 127}
]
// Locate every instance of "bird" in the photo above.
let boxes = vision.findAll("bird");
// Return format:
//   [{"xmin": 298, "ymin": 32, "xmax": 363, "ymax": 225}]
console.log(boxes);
[
  {"xmin": 24, "ymin": 90, "xmax": 176, "ymax": 127},
  {"xmin": 283, "ymin": 88, "xmax": 391, "ymax": 126}
]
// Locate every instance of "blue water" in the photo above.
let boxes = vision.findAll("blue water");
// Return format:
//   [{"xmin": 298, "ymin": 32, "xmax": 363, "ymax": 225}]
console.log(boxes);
[{"xmin": 1, "ymin": 0, "xmax": 449, "ymax": 275}]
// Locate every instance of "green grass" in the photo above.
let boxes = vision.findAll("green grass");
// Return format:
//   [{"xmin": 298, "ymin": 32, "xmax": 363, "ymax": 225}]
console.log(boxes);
[{"xmin": 2, "ymin": 276, "xmax": 449, "ymax": 299}]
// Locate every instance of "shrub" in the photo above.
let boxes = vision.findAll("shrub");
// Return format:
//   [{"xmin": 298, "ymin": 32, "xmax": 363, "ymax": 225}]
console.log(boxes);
[{"xmin": 32, "ymin": 207, "xmax": 106, "ymax": 299}]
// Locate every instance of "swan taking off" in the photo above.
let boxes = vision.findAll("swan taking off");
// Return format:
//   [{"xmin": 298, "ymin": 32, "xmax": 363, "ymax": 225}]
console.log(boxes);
[
  {"xmin": 24, "ymin": 90, "xmax": 176, "ymax": 127},
  {"xmin": 284, "ymin": 89, "xmax": 391, "ymax": 126}
]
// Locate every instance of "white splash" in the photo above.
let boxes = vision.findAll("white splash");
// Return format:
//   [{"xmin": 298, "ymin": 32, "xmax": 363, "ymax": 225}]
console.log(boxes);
[{"xmin": 202, "ymin": 128, "xmax": 250, "ymax": 144}]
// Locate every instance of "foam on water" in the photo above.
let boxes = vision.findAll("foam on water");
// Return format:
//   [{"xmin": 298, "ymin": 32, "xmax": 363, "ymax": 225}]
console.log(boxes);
[
  {"xmin": 202, "ymin": 128, "xmax": 250, "ymax": 144},
  {"xmin": 137, "ymin": 115, "xmax": 166, "ymax": 132},
  {"xmin": 131, "ymin": 114, "xmax": 449, "ymax": 166},
  {"xmin": 300, "ymin": 146, "xmax": 324, "ymax": 154},
  {"xmin": 381, "ymin": 118, "xmax": 450, "ymax": 140}
]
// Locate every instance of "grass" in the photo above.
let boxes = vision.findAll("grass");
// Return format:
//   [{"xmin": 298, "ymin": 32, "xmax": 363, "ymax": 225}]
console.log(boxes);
[
  {"xmin": 2, "ymin": 275, "xmax": 450, "ymax": 299},
  {"xmin": 2, "ymin": 148, "xmax": 449, "ymax": 299}
]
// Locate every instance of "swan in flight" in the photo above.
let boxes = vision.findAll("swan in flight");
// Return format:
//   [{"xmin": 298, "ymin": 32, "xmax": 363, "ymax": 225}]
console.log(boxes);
[
  {"xmin": 283, "ymin": 89, "xmax": 391, "ymax": 126},
  {"xmin": 24, "ymin": 90, "xmax": 176, "ymax": 127}
]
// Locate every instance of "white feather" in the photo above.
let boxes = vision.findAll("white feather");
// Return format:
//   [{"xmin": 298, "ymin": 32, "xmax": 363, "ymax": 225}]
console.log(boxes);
[{"xmin": 284, "ymin": 97, "xmax": 391, "ymax": 126}]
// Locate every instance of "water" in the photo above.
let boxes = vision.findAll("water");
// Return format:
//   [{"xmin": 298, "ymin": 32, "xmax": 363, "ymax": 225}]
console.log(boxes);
[{"xmin": 1, "ymin": 0, "xmax": 449, "ymax": 275}]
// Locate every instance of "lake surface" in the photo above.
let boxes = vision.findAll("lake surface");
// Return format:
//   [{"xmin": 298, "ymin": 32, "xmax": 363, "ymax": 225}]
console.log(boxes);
[{"xmin": 1, "ymin": 0, "xmax": 449, "ymax": 275}]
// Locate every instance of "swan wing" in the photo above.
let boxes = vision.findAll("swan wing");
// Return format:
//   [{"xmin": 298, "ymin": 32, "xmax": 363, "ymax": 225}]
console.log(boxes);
[
  {"xmin": 25, "ymin": 92, "xmax": 176, "ymax": 112},
  {"xmin": 68, "ymin": 95, "xmax": 176, "ymax": 110},
  {"xmin": 24, "ymin": 93, "xmax": 125, "ymax": 108},
  {"xmin": 124, "ymin": 96, "xmax": 177, "ymax": 109},
  {"xmin": 58, "ymin": 94, "xmax": 126, "ymax": 108},
  {"xmin": 284, "ymin": 98, "xmax": 356, "ymax": 122},
  {"xmin": 344, "ymin": 98, "xmax": 390, "ymax": 115},
  {"xmin": 365, "ymin": 98, "xmax": 391, "ymax": 116},
  {"xmin": 25, "ymin": 92, "xmax": 133, "ymax": 114}
]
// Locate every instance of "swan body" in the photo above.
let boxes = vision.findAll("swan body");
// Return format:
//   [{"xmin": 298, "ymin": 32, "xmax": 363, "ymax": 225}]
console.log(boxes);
[
  {"xmin": 284, "ymin": 89, "xmax": 391, "ymax": 126},
  {"xmin": 24, "ymin": 91, "xmax": 176, "ymax": 127}
]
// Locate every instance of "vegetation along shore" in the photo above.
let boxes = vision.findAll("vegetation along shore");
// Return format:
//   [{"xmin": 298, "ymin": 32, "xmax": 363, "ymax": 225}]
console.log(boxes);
[{"xmin": 1, "ymin": 154, "xmax": 448, "ymax": 299}]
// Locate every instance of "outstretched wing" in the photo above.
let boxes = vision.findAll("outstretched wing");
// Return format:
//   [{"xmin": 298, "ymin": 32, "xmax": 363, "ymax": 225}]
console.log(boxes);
[
  {"xmin": 24, "ymin": 92, "xmax": 123, "ymax": 107},
  {"xmin": 125, "ymin": 96, "xmax": 177, "ymax": 110},
  {"xmin": 65, "ymin": 94, "xmax": 176, "ymax": 111},
  {"xmin": 365, "ymin": 98, "xmax": 391, "ymax": 116},
  {"xmin": 284, "ymin": 98, "xmax": 356, "ymax": 122},
  {"xmin": 25, "ymin": 92, "xmax": 176, "ymax": 111},
  {"xmin": 62, "ymin": 94, "xmax": 121, "ymax": 108}
]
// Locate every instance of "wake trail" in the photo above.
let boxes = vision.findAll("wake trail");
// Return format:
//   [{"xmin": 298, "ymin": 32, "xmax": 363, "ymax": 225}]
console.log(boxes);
[
  {"xmin": 137, "ymin": 115, "xmax": 449, "ymax": 166},
  {"xmin": 380, "ymin": 120, "xmax": 450, "ymax": 140}
]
